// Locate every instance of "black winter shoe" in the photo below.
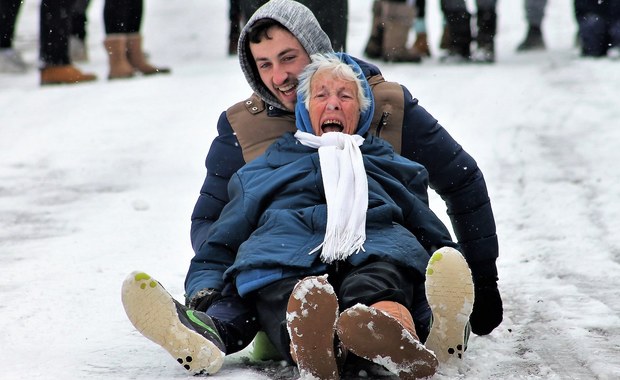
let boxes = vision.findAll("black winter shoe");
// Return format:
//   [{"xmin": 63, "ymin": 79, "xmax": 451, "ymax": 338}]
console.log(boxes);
[
  {"xmin": 517, "ymin": 26, "xmax": 546, "ymax": 52},
  {"xmin": 121, "ymin": 271, "xmax": 225, "ymax": 374}
]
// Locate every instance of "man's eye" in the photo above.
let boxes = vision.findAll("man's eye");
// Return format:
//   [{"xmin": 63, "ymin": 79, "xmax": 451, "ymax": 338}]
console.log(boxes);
[{"xmin": 258, "ymin": 63, "xmax": 271, "ymax": 70}]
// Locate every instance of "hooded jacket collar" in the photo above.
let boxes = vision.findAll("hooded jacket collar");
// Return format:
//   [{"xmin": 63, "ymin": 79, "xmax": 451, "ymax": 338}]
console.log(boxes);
[
  {"xmin": 237, "ymin": 0, "xmax": 334, "ymax": 111},
  {"xmin": 294, "ymin": 53, "xmax": 375, "ymax": 137}
]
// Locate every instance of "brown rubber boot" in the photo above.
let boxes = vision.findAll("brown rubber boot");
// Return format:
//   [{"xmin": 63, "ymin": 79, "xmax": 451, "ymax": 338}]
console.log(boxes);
[
  {"xmin": 381, "ymin": 2, "xmax": 421, "ymax": 63},
  {"xmin": 40, "ymin": 65, "xmax": 97, "ymax": 86},
  {"xmin": 286, "ymin": 275, "xmax": 340, "ymax": 380},
  {"xmin": 410, "ymin": 32, "xmax": 431, "ymax": 58},
  {"xmin": 126, "ymin": 33, "xmax": 171, "ymax": 75},
  {"xmin": 336, "ymin": 302, "xmax": 438, "ymax": 380},
  {"xmin": 364, "ymin": 0, "xmax": 384, "ymax": 59},
  {"xmin": 439, "ymin": 24, "xmax": 451, "ymax": 50},
  {"xmin": 103, "ymin": 34, "xmax": 134, "ymax": 80}
]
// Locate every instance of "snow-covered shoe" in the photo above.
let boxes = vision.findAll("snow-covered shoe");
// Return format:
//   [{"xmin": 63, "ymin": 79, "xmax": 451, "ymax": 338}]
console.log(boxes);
[
  {"xmin": 424, "ymin": 247, "xmax": 474, "ymax": 364},
  {"xmin": 337, "ymin": 303, "xmax": 438, "ymax": 379},
  {"xmin": 121, "ymin": 271, "xmax": 225, "ymax": 374},
  {"xmin": 286, "ymin": 275, "xmax": 340, "ymax": 380}
]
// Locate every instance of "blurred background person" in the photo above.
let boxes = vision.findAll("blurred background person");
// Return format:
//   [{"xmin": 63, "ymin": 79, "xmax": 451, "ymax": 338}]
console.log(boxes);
[{"xmin": 0, "ymin": 0, "xmax": 27, "ymax": 73}]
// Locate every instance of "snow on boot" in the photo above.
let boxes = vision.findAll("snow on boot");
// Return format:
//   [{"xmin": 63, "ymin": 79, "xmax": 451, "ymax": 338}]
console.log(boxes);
[
  {"xmin": 121, "ymin": 271, "xmax": 225, "ymax": 375},
  {"xmin": 424, "ymin": 247, "xmax": 474, "ymax": 364},
  {"xmin": 286, "ymin": 275, "xmax": 340, "ymax": 380},
  {"xmin": 337, "ymin": 302, "xmax": 438, "ymax": 379}
]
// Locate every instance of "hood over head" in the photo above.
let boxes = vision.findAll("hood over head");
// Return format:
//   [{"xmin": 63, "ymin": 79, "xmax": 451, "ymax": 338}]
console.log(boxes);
[
  {"xmin": 238, "ymin": 0, "xmax": 334, "ymax": 111},
  {"xmin": 295, "ymin": 53, "xmax": 375, "ymax": 137}
]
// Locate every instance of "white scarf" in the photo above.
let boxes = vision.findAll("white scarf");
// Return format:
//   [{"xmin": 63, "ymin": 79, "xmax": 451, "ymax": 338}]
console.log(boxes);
[{"xmin": 294, "ymin": 131, "xmax": 368, "ymax": 263}]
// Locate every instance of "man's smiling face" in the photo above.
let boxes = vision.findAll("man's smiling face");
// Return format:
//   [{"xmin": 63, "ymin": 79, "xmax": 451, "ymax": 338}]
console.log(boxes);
[{"xmin": 249, "ymin": 26, "xmax": 311, "ymax": 112}]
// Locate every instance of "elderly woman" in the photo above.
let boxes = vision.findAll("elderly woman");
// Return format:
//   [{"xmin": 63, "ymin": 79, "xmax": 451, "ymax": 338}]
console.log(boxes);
[
  {"xmin": 122, "ymin": 53, "xmax": 473, "ymax": 379},
  {"xmin": 191, "ymin": 52, "xmax": 457, "ymax": 377}
]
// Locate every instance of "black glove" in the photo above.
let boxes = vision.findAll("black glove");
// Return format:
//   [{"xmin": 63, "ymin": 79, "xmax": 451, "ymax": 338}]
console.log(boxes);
[
  {"xmin": 186, "ymin": 288, "xmax": 223, "ymax": 312},
  {"xmin": 469, "ymin": 276, "xmax": 503, "ymax": 335}
]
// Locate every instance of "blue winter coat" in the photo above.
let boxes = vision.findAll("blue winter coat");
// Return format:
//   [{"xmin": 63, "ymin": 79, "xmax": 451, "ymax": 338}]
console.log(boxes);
[
  {"xmin": 187, "ymin": 58, "xmax": 499, "ymax": 302},
  {"xmin": 185, "ymin": 132, "xmax": 456, "ymax": 298}
]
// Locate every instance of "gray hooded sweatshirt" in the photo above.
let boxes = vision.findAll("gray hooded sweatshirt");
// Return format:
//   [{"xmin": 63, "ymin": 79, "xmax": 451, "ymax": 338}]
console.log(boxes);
[{"xmin": 237, "ymin": 0, "xmax": 334, "ymax": 111}]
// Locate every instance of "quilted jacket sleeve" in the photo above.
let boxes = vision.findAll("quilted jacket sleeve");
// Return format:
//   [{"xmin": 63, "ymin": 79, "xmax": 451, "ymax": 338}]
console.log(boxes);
[
  {"xmin": 398, "ymin": 86, "xmax": 499, "ymax": 280},
  {"xmin": 186, "ymin": 111, "xmax": 246, "ymax": 293}
]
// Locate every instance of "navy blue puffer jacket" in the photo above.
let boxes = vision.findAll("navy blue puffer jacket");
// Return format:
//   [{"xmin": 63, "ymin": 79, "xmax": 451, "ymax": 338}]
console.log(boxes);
[{"xmin": 185, "ymin": 132, "xmax": 456, "ymax": 298}]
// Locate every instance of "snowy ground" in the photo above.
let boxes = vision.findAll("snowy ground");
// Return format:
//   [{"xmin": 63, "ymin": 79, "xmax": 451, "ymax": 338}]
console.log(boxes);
[{"xmin": 1, "ymin": 0, "xmax": 619, "ymax": 379}]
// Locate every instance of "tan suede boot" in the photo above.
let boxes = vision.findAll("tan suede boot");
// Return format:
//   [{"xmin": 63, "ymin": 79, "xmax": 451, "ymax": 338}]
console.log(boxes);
[
  {"xmin": 410, "ymin": 32, "xmax": 431, "ymax": 58},
  {"xmin": 103, "ymin": 34, "xmax": 134, "ymax": 80},
  {"xmin": 337, "ymin": 302, "xmax": 438, "ymax": 380},
  {"xmin": 286, "ymin": 276, "xmax": 340, "ymax": 380},
  {"xmin": 381, "ymin": 2, "xmax": 421, "ymax": 63},
  {"xmin": 126, "ymin": 33, "xmax": 171, "ymax": 75},
  {"xmin": 40, "ymin": 65, "xmax": 97, "ymax": 86},
  {"xmin": 364, "ymin": 0, "xmax": 384, "ymax": 59}
]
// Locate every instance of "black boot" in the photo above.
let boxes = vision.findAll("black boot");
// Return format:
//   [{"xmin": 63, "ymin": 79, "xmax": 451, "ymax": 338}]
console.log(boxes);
[
  {"xmin": 440, "ymin": 10, "xmax": 472, "ymax": 63},
  {"xmin": 517, "ymin": 25, "xmax": 546, "ymax": 52},
  {"xmin": 472, "ymin": 9, "xmax": 496, "ymax": 63}
]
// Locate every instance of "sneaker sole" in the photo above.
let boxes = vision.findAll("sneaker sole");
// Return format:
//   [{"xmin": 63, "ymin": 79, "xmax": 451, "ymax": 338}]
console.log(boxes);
[
  {"xmin": 337, "ymin": 304, "xmax": 438, "ymax": 380},
  {"xmin": 286, "ymin": 275, "xmax": 340, "ymax": 380},
  {"xmin": 121, "ymin": 271, "xmax": 224, "ymax": 374},
  {"xmin": 424, "ymin": 247, "xmax": 474, "ymax": 364}
]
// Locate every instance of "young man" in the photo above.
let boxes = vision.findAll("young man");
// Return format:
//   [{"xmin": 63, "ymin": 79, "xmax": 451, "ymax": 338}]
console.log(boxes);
[{"xmin": 121, "ymin": 0, "xmax": 502, "ymax": 375}]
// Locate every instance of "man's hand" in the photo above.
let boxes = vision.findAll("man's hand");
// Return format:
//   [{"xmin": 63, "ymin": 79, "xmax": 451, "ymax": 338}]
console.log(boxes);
[
  {"xmin": 470, "ymin": 276, "xmax": 503, "ymax": 335},
  {"xmin": 187, "ymin": 288, "xmax": 223, "ymax": 312}
]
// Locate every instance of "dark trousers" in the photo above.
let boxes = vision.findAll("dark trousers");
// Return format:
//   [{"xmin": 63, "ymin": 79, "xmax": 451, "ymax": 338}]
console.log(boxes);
[
  {"xmin": 253, "ymin": 261, "xmax": 427, "ymax": 363},
  {"xmin": 0, "ymin": 0, "xmax": 22, "ymax": 48},
  {"xmin": 104, "ymin": 0, "xmax": 143, "ymax": 34},
  {"xmin": 206, "ymin": 283, "xmax": 261, "ymax": 355},
  {"xmin": 70, "ymin": 0, "xmax": 90, "ymax": 40},
  {"xmin": 40, "ymin": 0, "xmax": 77, "ymax": 66}
]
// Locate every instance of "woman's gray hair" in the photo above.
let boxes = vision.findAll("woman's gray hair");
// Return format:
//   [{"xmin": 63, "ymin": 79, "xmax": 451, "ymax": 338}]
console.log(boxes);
[{"xmin": 297, "ymin": 54, "xmax": 371, "ymax": 113}]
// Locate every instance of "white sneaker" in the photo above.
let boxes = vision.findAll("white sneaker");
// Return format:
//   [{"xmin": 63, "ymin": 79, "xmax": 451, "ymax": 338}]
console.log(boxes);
[
  {"xmin": 121, "ymin": 271, "xmax": 226, "ymax": 375},
  {"xmin": 424, "ymin": 247, "xmax": 474, "ymax": 364},
  {"xmin": 0, "ymin": 48, "xmax": 28, "ymax": 73}
]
